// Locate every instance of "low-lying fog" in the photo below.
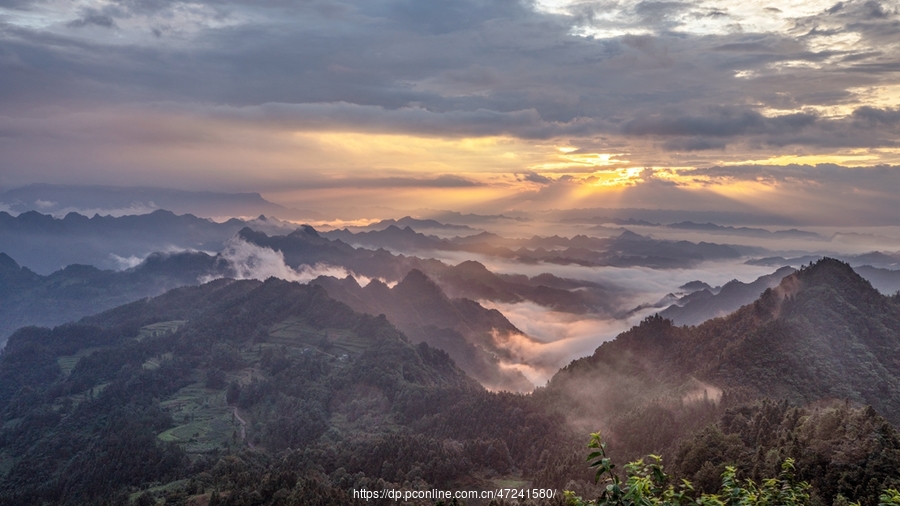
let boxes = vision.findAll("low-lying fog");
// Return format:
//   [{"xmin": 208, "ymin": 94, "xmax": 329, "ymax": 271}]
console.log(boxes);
[
  {"xmin": 214, "ymin": 235, "xmax": 789, "ymax": 387},
  {"xmin": 480, "ymin": 300, "xmax": 661, "ymax": 386},
  {"xmin": 6, "ymin": 204, "xmax": 899, "ymax": 390},
  {"xmin": 127, "ymin": 220, "xmax": 900, "ymax": 388}
]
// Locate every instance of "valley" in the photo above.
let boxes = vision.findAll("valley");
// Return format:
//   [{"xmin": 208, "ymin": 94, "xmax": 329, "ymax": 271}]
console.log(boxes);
[
  {"xmin": 5, "ymin": 0, "xmax": 900, "ymax": 502},
  {"xmin": 2, "ymin": 208, "xmax": 900, "ymax": 505}
]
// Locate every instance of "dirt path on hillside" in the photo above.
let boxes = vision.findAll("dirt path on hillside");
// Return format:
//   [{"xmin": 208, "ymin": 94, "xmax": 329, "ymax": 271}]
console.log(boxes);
[{"xmin": 233, "ymin": 407, "xmax": 254, "ymax": 449}]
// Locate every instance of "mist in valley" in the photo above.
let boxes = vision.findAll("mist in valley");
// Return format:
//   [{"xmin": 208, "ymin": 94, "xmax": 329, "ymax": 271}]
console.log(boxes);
[
  {"xmin": 4, "ymin": 0, "xmax": 900, "ymax": 500},
  {"xmin": 7, "ymin": 202, "xmax": 898, "ymax": 388}
]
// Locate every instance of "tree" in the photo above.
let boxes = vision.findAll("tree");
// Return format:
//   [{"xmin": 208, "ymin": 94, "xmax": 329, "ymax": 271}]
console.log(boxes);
[{"xmin": 566, "ymin": 432, "xmax": 814, "ymax": 506}]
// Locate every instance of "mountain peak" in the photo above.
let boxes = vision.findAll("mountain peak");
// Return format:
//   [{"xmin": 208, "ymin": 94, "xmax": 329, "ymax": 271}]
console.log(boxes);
[
  {"xmin": 287, "ymin": 224, "xmax": 319, "ymax": 238},
  {"xmin": 453, "ymin": 260, "xmax": 492, "ymax": 277},
  {"xmin": 394, "ymin": 269, "xmax": 447, "ymax": 302},
  {"xmin": 789, "ymin": 257, "xmax": 877, "ymax": 298},
  {"xmin": 800, "ymin": 257, "xmax": 862, "ymax": 277},
  {"xmin": 615, "ymin": 229, "xmax": 646, "ymax": 241},
  {"xmin": 0, "ymin": 252, "xmax": 21, "ymax": 271}
]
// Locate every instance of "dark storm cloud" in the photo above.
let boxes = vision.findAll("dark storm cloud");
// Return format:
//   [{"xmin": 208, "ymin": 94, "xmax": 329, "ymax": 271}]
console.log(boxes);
[
  {"xmin": 849, "ymin": 62, "xmax": 900, "ymax": 72},
  {"xmin": 621, "ymin": 108, "xmax": 818, "ymax": 137},
  {"xmin": 794, "ymin": 0, "xmax": 900, "ymax": 42},
  {"xmin": 661, "ymin": 136, "xmax": 727, "ymax": 151},
  {"xmin": 616, "ymin": 100, "xmax": 900, "ymax": 150},
  {"xmin": 150, "ymin": 101, "xmax": 608, "ymax": 140},
  {"xmin": 777, "ymin": 107, "xmax": 900, "ymax": 148},
  {"xmin": 853, "ymin": 106, "xmax": 900, "ymax": 125},
  {"xmin": 860, "ymin": 0, "xmax": 893, "ymax": 19}
]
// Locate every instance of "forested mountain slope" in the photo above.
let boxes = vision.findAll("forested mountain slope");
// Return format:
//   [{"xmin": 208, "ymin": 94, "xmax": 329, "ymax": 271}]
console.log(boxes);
[
  {"xmin": 660, "ymin": 266, "xmax": 796, "ymax": 326},
  {"xmin": 312, "ymin": 269, "xmax": 535, "ymax": 392},
  {"xmin": 533, "ymin": 260, "xmax": 900, "ymax": 506},
  {"xmin": 240, "ymin": 227, "xmax": 625, "ymax": 316},
  {"xmin": 0, "ymin": 251, "xmax": 227, "ymax": 346},
  {"xmin": 546, "ymin": 258, "xmax": 900, "ymax": 425},
  {"xmin": 0, "ymin": 277, "xmax": 569, "ymax": 504},
  {"xmin": 4, "ymin": 258, "xmax": 900, "ymax": 504}
]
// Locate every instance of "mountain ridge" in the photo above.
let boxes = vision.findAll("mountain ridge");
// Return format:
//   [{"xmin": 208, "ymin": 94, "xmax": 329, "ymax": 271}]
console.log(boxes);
[
  {"xmin": 0, "ymin": 275, "xmax": 569, "ymax": 504},
  {"xmin": 0, "ymin": 183, "xmax": 320, "ymax": 220},
  {"xmin": 545, "ymin": 258, "xmax": 900, "ymax": 426},
  {"xmin": 312, "ymin": 269, "xmax": 535, "ymax": 392}
]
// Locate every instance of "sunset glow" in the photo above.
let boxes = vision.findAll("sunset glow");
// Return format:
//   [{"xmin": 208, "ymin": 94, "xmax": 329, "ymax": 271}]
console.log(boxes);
[{"xmin": 0, "ymin": 0, "xmax": 897, "ymax": 223}]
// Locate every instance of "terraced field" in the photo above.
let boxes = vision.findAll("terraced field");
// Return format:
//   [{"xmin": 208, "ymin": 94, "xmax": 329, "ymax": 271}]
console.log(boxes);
[
  {"xmin": 267, "ymin": 317, "xmax": 371, "ymax": 357},
  {"xmin": 136, "ymin": 318, "xmax": 377, "ymax": 457},
  {"xmin": 142, "ymin": 352, "xmax": 174, "ymax": 370},
  {"xmin": 57, "ymin": 346, "xmax": 107, "ymax": 376},
  {"xmin": 137, "ymin": 320, "xmax": 187, "ymax": 340},
  {"xmin": 158, "ymin": 383, "xmax": 243, "ymax": 455}
]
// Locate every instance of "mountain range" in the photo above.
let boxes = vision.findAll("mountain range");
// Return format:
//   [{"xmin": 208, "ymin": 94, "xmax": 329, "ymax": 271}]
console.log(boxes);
[
  {"xmin": 2, "ymin": 257, "xmax": 900, "ymax": 504},
  {"xmin": 0, "ymin": 184, "xmax": 319, "ymax": 220},
  {"xmin": 546, "ymin": 259, "xmax": 900, "ymax": 427},
  {"xmin": 311, "ymin": 269, "xmax": 535, "ymax": 392},
  {"xmin": 659, "ymin": 266, "xmax": 797, "ymax": 326},
  {"xmin": 3, "ymin": 257, "xmax": 900, "ymax": 504},
  {"xmin": 0, "ymin": 276, "xmax": 566, "ymax": 505},
  {"xmin": 0, "ymin": 251, "xmax": 227, "ymax": 346},
  {"xmin": 324, "ymin": 225, "xmax": 760, "ymax": 269},
  {"xmin": 0, "ymin": 209, "xmax": 294, "ymax": 273},
  {"xmin": 238, "ymin": 227, "xmax": 626, "ymax": 316}
]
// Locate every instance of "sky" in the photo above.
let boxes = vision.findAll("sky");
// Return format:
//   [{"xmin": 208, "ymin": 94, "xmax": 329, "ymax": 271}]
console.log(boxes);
[{"xmin": 1, "ymin": 0, "xmax": 899, "ymax": 222}]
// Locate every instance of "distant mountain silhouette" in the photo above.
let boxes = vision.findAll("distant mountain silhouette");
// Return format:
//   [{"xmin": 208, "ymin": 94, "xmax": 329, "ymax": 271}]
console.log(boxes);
[
  {"xmin": 666, "ymin": 221, "xmax": 824, "ymax": 240},
  {"xmin": 748, "ymin": 252, "xmax": 900, "ymax": 269},
  {"xmin": 0, "ymin": 251, "xmax": 228, "ymax": 346},
  {"xmin": 0, "ymin": 183, "xmax": 319, "ymax": 220},
  {"xmin": 242, "ymin": 228, "xmax": 626, "ymax": 316},
  {"xmin": 660, "ymin": 266, "xmax": 796, "ymax": 325},
  {"xmin": 0, "ymin": 210, "xmax": 294, "ymax": 273},
  {"xmin": 361, "ymin": 216, "xmax": 477, "ymax": 231},
  {"xmin": 324, "ymin": 227, "xmax": 761, "ymax": 268},
  {"xmin": 324, "ymin": 225, "xmax": 448, "ymax": 251},
  {"xmin": 854, "ymin": 265, "xmax": 900, "ymax": 294}
]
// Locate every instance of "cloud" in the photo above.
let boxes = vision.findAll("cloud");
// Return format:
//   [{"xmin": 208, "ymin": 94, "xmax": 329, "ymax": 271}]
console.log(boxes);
[
  {"xmin": 211, "ymin": 102, "xmax": 605, "ymax": 140},
  {"xmin": 50, "ymin": 203, "xmax": 161, "ymax": 218},
  {"xmin": 110, "ymin": 253, "xmax": 144, "ymax": 269},
  {"xmin": 661, "ymin": 136, "xmax": 727, "ymax": 151},
  {"xmin": 482, "ymin": 300, "xmax": 642, "ymax": 385},
  {"xmin": 479, "ymin": 262, "xmax": 772, "ymax": 383},
  {"xmin": 210, "ymin": 236, "xmax": 376, "ymax": 285},
  {"xmin": 67, "ymin": 13, "xmax": 118, "ymax": 29},
  {"xmin": 0, "ymin": 0, "xmax": 899, "ymax": 218},
  {"xmin": 0, "ymin": 0, "xmax": 36, "ymax": 10},
  {"xmin": 622, "ymin": 108, "xmax": 818, "ymax": 138},
  {"xmin": 518, "ymin": 171, "xmax": 553, "ymax": 184},
  {"xmin": 297, "ymin": 174, "xmax": 483, "ymax": 189},
  {"xmin": 677, "ymin": 164, "xmax": 900, "ymax": 225},
  {"xmin": 853, "ymin": 106, "xmax": 900, "ymax": 125}
]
